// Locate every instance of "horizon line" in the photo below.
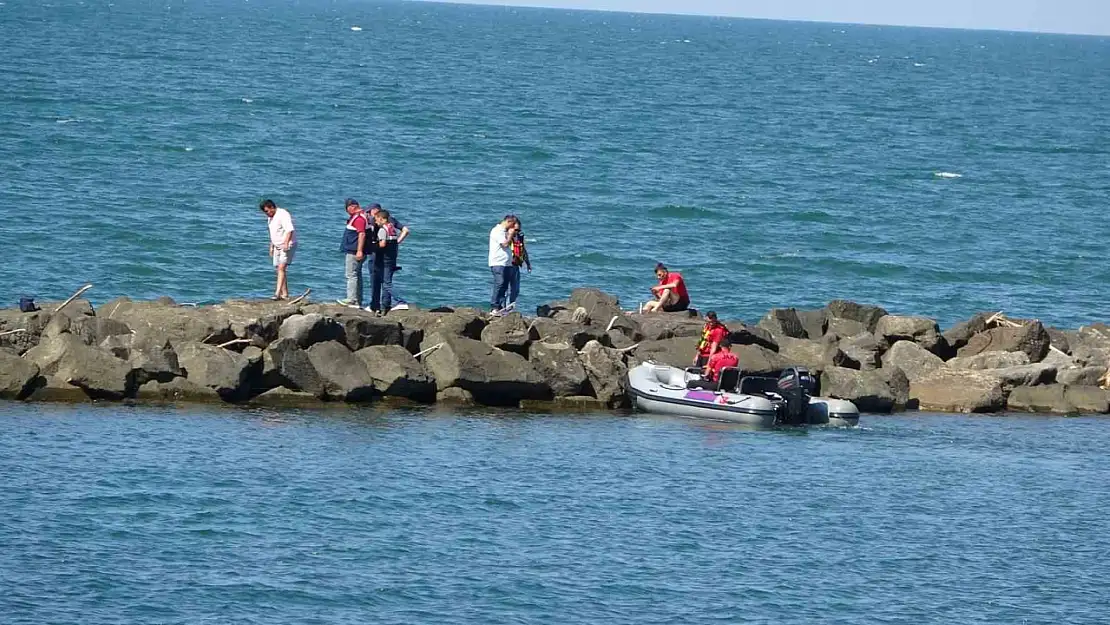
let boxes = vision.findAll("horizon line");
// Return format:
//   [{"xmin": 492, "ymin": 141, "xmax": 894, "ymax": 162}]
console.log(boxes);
[{"xmin": 409, "ymin": 0, "xmax": 1110, "ymax": 38}]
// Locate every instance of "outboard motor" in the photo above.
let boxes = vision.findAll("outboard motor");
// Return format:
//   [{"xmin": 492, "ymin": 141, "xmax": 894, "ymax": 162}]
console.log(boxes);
[{"xmin": 776, "ymin": 367, "xmax": 816, "ymax": 425}]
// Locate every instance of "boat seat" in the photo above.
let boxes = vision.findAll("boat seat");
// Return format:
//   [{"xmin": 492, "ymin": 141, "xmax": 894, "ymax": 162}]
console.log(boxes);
[
  {"xmin": 739, "ymin": 375, "xmax": 780, "ymax": 396},
  {"xmin": 716, "ymin": 367, "xmax": 741, "ymax": 392}
]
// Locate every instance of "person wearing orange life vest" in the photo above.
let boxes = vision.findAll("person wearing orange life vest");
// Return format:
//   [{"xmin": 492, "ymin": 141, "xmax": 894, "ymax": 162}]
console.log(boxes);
[
  {"xmin": 693, "ymin": 311, "xmax": 729, "ymax": 367},
  {"xmin": 687, "ymin": 338, "xmax": 739, "ymax": 389},
  {"xmin": 643, "ymin": 263, "xmax": 690, "ymax": 313}
]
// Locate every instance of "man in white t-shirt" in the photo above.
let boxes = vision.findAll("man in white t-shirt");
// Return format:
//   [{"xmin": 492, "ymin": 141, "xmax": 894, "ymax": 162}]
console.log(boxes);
[
  {"xmin": 488, "ymin": 214, "xmax": 518, "ymax": 315},
  {"xmin": 259, "ymin": 198, "xmax": 296, "ymax": 300}
]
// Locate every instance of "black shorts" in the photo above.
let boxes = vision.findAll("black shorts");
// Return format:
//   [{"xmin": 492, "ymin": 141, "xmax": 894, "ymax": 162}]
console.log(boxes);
[
  {"xmin": 695, "ymin": 355, "xmax": 709, "ymax": 368},
  {"xmin": 662, "ymin": 295, "xmax": 690, "ymax": 313}
]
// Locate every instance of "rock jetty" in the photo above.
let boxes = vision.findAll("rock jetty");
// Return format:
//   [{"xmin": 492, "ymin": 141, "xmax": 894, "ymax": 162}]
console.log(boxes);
[{"xmin": 2, "ymin": 288, "xmax": 1109, "ymax": 415}]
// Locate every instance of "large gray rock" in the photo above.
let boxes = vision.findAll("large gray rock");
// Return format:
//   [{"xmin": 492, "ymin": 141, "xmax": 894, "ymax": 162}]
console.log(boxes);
[
  {"xmin": 248, "ymin": 386, "xmax": 322, "ymax": 408},
  {"xmin": 306, "ymin": 341, "xmax": 375, "ymax": 401},
  {"xmin": 757, "ymin": 308, "xmax": 807, "ymax": 339},
  {"xmin": 777, "ymin": 336, "xmax": 849, "ymax": 374},
  {"xmin": 795, "ymin": 308, "xmax": 828, "ymax": 341},
  {"xmin": 629, "ymin": 313, "xmax": 704, "ymax": 341},
  {"xmin": 334, "ymin": 314, "xmax": 404, "ymax": 351},
  {"xmin": 103, "ymin": 301, "xmax": 237, "ymax": 347},
  {"xmin": 987, "ymin": 363, "xmax": 1057, "ymax": 389},
  {"xmin": 421, "ymin": 332, "xmax": 549, "ymax": 405},
  {"xmin": 957, "ymin": 321, "xmax": 1051, "ymax": 363},
  {"xmin": 579, "ymin": 340, "xmax": 629, "ymax": 408},
  {"xmin": 0, "ymin": 351, "xmax": 40, "ymax": 399},
  {"xmin": 826, "ymin": 300, "xmax": 889, "ymax": 332},
  {"xmin": 941, "ymin": 312, "xmax": 990, "ymax": 353},
  {"xmin": 0, "ymin": 309, "xmax": 53, "ymax": 355},
  {"xmin": 42, "ymin": 314, "xmax": 132, "ymax": 347},
  {"xmin": 261, "ymin": 338, "xmax": 325, "ymax": 397},
  {"xmin": 531, "ymin": 318, "xmax": 606, "ymax": 350},
  {"xmin": 392, "ymin": 310, "xmax": 487, "ymax": 340},
  {"xmin": 206, "ymin": 299, "xmax": 302, "ymax": 345},
  {"xmin": 725, "ymin": 322, "xmax": 779, "ymax": 352},
  {"xmin": 277, "ymin": 313, "xmax": 346, "ymax": 349},
  {"xmin": 825, "ymin": 317, "xmax": 868, "ymax": 339},
  {"xmin": 910, "ymin": 369, "xmax": 1006, "ymax": 413},
  {"xmin": 128, "ymin": 339, "xmax": 183, "ymax": 384},
  {"xmin": 1057, "ymin": 366, "xmax": 1106, "ymax": 387},
  {"xmin": 838, "ymin": 333, "xmax": 883, "ymax": 370},
  {"xmin": 24, "ymin": 333, "xmax": 138, "ymax": 400},
  {"xmin": 480, "ymin": 313, "xmax": 537, "ymax": 356},
  {"xmin": 568, "ymin": 288, "xmax": 640, "ymax": 339},
  {"xmin": 1007, "ymin": 384, "xmax": 1109, "ymax": 415},
  {"xmin": 176, "ymin": 342, "xmax": 255, "ymax": 401},
  {"xmin": 881, "ymin": 340, "xmax": 945, "ymax": 382},
  {"xmin": 1045, "ymin": 327, "xmax": 1072, "ymax": 355},
  {"xmin": 947, "ymin": 351, "xmax": 1030, "ymax": 370},
  {"xmin": 633, "ymin": 336, "xmax": 698, "ymax": 368},
  {"xmin": 874, "ymin": 315, "xmax": 945, "ymax": 354},
  {"xmin": 734, "ymin": 344, "xmax": 791, "ymax": 376},
  {"xmin": 136, "ymin": 377, "xmax": 222, "ymax": 403},
  {"xmin": 355, "ymin": 345, "xmax": 435, "ymax": 401},
  {"xmin": 820, "ymin": 367, "xmax": 905, "ymax": 414},
  {"xmin": 528, "ymin": 341, "xmax": 590, "ymax": 397}
]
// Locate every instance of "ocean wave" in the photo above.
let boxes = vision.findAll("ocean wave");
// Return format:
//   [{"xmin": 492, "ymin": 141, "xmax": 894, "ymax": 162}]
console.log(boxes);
[
  {"xmin": 648, "ymin": 204, "xmax": 715, "ymax": 218},
  {"xmin": 350, "ymin": 26, "xmax": 362, "ymax": 31},
  {"xmin": 934, "ymin": 172, "xmax": 963, "ymax": 179},
  {"xmin": 788, "ymin": 209, "xmax": 834, "ymax": 223}
]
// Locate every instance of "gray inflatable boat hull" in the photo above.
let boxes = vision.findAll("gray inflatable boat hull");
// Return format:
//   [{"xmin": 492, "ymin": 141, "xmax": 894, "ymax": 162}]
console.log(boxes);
[{"xmin": 628, "ymin": 362, "xmax": 859, "ymax": 427}]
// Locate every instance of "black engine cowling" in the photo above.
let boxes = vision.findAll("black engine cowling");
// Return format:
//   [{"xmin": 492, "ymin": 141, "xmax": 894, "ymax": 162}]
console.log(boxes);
[{"xmin": 776, "ymin": 367, "xmax": 816, "ymax": 425}]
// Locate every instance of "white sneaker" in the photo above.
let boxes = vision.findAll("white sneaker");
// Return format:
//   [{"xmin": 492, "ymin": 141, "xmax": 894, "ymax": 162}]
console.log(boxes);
[
  {"xmin": 502, "ymin": 302, "xmax": 517, "ymax": 313},
  {"xmin": 392, "ymin": 303, "xmax": 410, "ymax": 311}
]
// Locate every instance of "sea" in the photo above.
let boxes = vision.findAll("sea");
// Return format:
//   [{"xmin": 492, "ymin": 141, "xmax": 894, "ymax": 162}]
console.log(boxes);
[{"xmin": 2, "ymin": 0, "xmax": 1110, "ymax": 622}]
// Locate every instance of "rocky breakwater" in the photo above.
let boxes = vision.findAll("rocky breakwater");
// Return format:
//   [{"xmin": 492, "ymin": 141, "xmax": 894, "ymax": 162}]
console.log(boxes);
[{"xmin": 2, "ymin": 289, "xmax": 1109, "ymax": 415}]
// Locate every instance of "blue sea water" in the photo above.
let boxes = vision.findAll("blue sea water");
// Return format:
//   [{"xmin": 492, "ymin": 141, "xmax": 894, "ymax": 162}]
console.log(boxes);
[
  {"xmin": 2, "ymin": 403, "xmax": 1109, "ymax": 625},
  {"xmin": 4, "ymin": 2, "xmax": 1110, "ymax": 622},
  {"xmin": 1, "ymin": 0, "xmax": 1109, "ymax": 326}
]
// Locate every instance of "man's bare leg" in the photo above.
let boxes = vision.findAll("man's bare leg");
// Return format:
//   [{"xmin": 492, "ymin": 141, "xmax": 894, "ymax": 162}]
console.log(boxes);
[
  {"xmin": 644, "ymin": 288, "xmax": 675, "ymax": 313},
  {"xmin": 276, "ymin": 264, "xmax": 289, "ymax": 299}
]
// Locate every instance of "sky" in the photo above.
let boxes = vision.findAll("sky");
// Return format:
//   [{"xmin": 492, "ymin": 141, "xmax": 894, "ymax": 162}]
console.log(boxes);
[{"xmin": 422, "ymin": 0, "xmax": 1110, "ymax": 36}]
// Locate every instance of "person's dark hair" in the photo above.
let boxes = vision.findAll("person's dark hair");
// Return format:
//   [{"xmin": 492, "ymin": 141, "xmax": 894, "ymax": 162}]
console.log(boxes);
[
  {"xmin": 369, "ymin": 203, "xmax": 382, "ymax": 210},
  {"xmin": 259, "ymin": 199, "xmax": 276, "ymax": 211},
  {"xmin": 706, "ymin": 311, "xmax": 717, "ymax": 321},
  {"xmin": 655, "ymin": 263, "xmax": 667, "ymax": 273},
  {"xmin": 720, "ymin": 337, "xmax": 732, "ymax": 348},
  {"xmin": 345, "ymin": 198, "xmax": 359, "ymax": 208},
  {"xmin": 377, "ymin": 209, "xmax": 391, "ymax": 220}
]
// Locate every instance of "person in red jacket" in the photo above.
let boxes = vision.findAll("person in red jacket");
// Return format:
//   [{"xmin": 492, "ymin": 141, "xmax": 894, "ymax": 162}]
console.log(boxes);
[
  {"xmin": 693, "ymin": 311, "xmax": 728, "ymax": 367},
  {"xmin": 643, "ymin": 263, "xmax": 690, "ymax": 313},
  {"xmin": 687, "ymin": 338, "xmax": 739, "ymax": 389}
]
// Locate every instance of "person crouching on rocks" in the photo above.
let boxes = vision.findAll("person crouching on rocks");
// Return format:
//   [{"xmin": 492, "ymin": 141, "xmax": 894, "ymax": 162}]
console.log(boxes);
[
  {"xmin": 687, "ymin": 338, "xmax": 739, "ymax": 390},
  {"xmin": 693, "ymin": 311, "xmax": 728, "ymax": 368},
  {"xmin": 643, "ymin": 263, "xmax": 689, "ymax": 313},
  {"xmin": 260, "ymin": 198, "xmax": 296, "ymax": 301}
]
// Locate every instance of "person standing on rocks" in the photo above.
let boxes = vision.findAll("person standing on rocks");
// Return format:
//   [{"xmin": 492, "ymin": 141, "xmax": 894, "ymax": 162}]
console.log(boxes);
[
  {"xmin": 336, "ymin": 198, "xmax": 369, "ymax": 308},
  {"xmin": 369, "ymin": 209, "xmax": 411, "ymax": 314},
  {"xmin": 643, "ymin": 263, "xmax": 689, "ymax": 313},
  {"xmin": 488, "ymin": 214, "xmax": 518, "ymax": 316},
  {"xmin": 506, "ymin": 215, "xmax": 531, "ymax": 313},
  {"xmin": 260, "ymin": 199, "xmax": 296, "ymax": 301}
]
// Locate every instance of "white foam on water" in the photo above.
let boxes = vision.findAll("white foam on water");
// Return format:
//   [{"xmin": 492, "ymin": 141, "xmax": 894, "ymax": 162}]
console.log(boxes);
[
  {"xmin": 683, "ymin": 39, "xmax": 690, "ymax": 43},
  {"xmin": 934, "ymin": 171, "xmax": 962, "ymax": 179},
  {"xmin": 184, "ymin": 147, "xmax": 194, "ymax": 152},
  {"xmin": 350, "ymin": 26, "xmax": 362, "ymax": 31},
  {"xmin": 914, "ymin": 62, "xmax": 926, "ymax": 67},
  {"xmin": 241, "ymin": 97, "xmax": 253, "ymax": 103}
]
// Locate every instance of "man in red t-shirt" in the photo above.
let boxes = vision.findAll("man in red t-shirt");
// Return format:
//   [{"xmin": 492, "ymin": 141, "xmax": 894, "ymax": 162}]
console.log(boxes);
[
  {"xmin": 687, "ymin": 338, "xmax": 740, "ymax": 389},
  {"xmin": 643, "ymin": 263, "xmax": 690, "ymax": 313}
]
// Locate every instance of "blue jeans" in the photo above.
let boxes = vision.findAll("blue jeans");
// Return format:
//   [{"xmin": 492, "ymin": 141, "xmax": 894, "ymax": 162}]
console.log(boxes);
[
  {"xmin": 344, "ymin": 254, "xmax": 364, "ymax": 306},
  {"xmin": 371, "ymin": 247, "xmax": 406, "ymax": 312},
  {"xmin": 508, "ymin": 264, "xmax": 522, "ymax": 306},
  {"xmin": 490, "ymin": 265, "xmax": 518, "ymax": 310}
]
